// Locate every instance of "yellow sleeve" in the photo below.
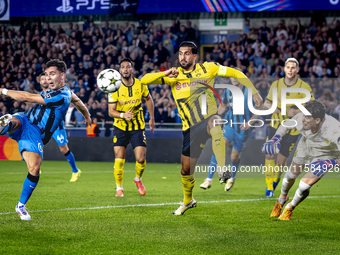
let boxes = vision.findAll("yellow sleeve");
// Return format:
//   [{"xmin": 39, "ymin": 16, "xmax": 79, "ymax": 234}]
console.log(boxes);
[
  {"xmin": 141, "ymin": 72, "xmax": 166, "ymax": 85},
  {"xmin": 219, "ymin": 66, "xmax": 259, "ymax": 95},
  {"xmin": 304, "ymin": 82, "xmax": 315, "ymax": 100},
  {"xmin": 108, "ymin": 92, "xmax": 117, "ymax": 103},
  {"xmin": 141, "ymin": 72, "xmax": 176, "ymax": 86},
  {"xmin": 266, "ymin": 81, "xmax": 277, "ymax": 102},
  {"xmin": 142, "ymin": 84, "xmax": 150, "ymax": 97},
  {"xmin": 205, "ymin": 62, "xmax": 220, "ymax": 76}
]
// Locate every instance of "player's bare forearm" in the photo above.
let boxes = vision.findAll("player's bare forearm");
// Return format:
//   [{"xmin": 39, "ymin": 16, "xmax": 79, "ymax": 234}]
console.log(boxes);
[
  {"xmin": 218, "ymin": 103, "xmax": 226, "ymax": 115},
  {"xmin": 108, "ymin": 103, "xmax": 133, "ymax": 120},
  {"xmin": 71, "ymin": 93, "xmax": 91, "ymax": 125},
  {"xmin": 71, "ymin": 94, "xmax": 91, "ymax": 118},
  {"xmin": 145, "ymin": 94, "xmax": 154, "ymax": 120},
  {"xmin": 0, "ymin": 89, "xmax": 46, "ymax": 104},
  {"xmin": 145, "ymin": 94, "xmax": 155, "ymax": 132}
]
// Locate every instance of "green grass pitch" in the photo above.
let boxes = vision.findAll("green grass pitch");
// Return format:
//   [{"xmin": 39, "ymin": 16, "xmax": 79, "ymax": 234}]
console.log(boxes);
[{"xmin": 1, "ymin": 161, "xmax": 340, "ymax": 254}]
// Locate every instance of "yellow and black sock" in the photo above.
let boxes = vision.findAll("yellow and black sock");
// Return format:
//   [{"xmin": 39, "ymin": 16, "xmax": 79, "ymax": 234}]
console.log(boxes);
[
  {"xmin": 265, "ymin": 159, "xmax": 275, "ymax": 191},
  {"xmin": 114, "ymin": 158, "xmax": 125, "ymax": 188},
  {"xmin": 135, "ymin": 161, "xmax": 146, "ymax": 180},
  {"xmin": 273, "ymin": 163, "xmax": 285, "ymax": 190},
  {"xmin": 210, "ymin": 126, "xmax": 225, "ymax": 168},
  {"xmin": 181, "ymin": 175, "xmax": 195, "ymax": 204}
]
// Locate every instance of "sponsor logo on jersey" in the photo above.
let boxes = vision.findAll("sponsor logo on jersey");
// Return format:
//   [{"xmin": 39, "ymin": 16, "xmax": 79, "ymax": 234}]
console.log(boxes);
[
  {"xmin": 175, "ymin": 80, "xmax": 208, "ymax": 90},
  {"xmin": 118, "ymin": 99, "xmax": 141, "ymax": 105}
]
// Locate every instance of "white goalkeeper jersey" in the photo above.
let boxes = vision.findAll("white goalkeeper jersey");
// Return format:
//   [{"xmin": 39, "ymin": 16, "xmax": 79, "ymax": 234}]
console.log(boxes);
[
  {"xmin": 292, "ymin": 113, "xmax": 340, "ymax": 150},
  {"xmin": 284, "ymin": 113, "xmax": 340, "ymax": 163}
]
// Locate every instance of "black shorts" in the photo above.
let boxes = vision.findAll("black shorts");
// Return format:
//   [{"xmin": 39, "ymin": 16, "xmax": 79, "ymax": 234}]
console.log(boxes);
[
  {"xmin": 182, "ymin": 116, "xmax": 213, "ymax": 158},
  {"xmin": 113, "ymin": 128, "xmax": 146, "ymax": 149},
  {"xmin": 267, "ymin": 126, "xmax": 299, "ymax": 158}
]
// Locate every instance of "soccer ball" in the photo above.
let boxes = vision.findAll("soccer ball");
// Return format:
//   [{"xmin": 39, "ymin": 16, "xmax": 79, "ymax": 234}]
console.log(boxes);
[{"xmin": 97, "ymin": 69, "xmax": 122, "ymax": 93}]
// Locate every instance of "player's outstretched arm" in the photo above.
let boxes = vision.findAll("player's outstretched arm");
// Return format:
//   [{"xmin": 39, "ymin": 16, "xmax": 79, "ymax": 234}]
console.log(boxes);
[
  {"xmin": 217, "ymin": 67, "xmax": 263, "ymax": 107},
  {"xmin": 145, "ymin": 94, "xmax": 155, "ymax": 133},
  {"xmin": 0, "ymin": 88, "xmax": 46, "ymax": 105},
  {"xmin": 140, "ymin": 68, "xmax": 178, "ymax": 85},
  {"xmin": 71, "ymin": 93, "xmax": 91, "ymax": 126}
]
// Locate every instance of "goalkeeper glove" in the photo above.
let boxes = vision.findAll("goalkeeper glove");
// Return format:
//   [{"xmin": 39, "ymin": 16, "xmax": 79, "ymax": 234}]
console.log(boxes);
[
  {"xmin": 309, "ymin": 159, "xmax": 338, "ymax": 177},
  {"xmin": 261, "ymin": 135, "xmax": 282, "ymax": 155}
]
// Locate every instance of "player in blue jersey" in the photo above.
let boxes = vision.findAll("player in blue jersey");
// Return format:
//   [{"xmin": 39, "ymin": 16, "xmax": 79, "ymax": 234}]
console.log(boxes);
[
  {"xmin": 0, "ymin": 59, "xmax": 91, "ymax": 220},
  {"xmin": 200, "ymin": 69, "xmax": 254, "ymax": 191},
  {"xmin": 39, "ymin": 73, "xmax": 81, "ymax": 182}
]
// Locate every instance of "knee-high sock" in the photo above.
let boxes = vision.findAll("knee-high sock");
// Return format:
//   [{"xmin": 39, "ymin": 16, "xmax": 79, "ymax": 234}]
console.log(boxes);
[
  {"xmin": 207, "ymin": 154, "xmax": 218, "ymax": 179},
  {"xmin": 114, "ymin": 158, "xmax": 125, "ymax": 188},
  {"xmin": 64, "ymin": 150, "xmax": 78, "ymax": 173},
  {"xmin": 135, "ymin": 161, "xmax": 146, "ymax": 180},
  {"xmin": 291, "ymin": 180, "xmax": 310, "ymax": 208},
  {"xmin": 265, "ymin": 159, "xmax": 275, "ymax": 190},
  {"xmin": 281, "ymin": 171, "xmax": 299, "ymax": 195},
  {"xmin": 210, "ymin": 126, "xmax": 225, "ymax": 169},
  {"xmin": 182, "ymin": 175, "xmax": 195, "ymax": 204},
  {"xmin": 19, "ymin": 173, "xmax": 39, "ymax": 205},
  {"xmin": 231, "ymin": 159, "xmax": 240, "ymax": 179}
]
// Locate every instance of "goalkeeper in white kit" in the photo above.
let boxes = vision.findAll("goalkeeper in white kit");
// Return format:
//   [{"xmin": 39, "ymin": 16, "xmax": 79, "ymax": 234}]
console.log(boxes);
[{"xmin": 262, "ymin": 100, "xmax": 340, "ymax": 220}]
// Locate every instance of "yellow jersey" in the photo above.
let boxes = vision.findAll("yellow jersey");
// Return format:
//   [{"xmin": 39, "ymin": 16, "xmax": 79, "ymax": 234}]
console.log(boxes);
[
  {"xmin": 266, "ymin": 78, "xmax": 314, "ymax": 135},
  {"xmin": 108, "ymin": 78, "xmax": 149, "ymax": 131},
  {"xmin": 142, "ymin": 62, "xmax": 240, "ymax": 131}
]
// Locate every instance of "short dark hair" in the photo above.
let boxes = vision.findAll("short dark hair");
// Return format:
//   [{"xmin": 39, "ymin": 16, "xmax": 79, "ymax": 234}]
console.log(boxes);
[
  {"xmin": 304, "ymin": 100, "xmax": 326, "ymax": 120},
  {"xmin": 46, "ymin": 59, "xmax": 67, "ymax": 73},
  {"xmin": 119, "ymin": 58, "xmax": 133, "ymax": 67},
  {"xmin": 38, "ymin": 72, "xmax": 46, "ymax": 78},
  {"xmin": 179, "ymin": 41, "xmax": 198, "ymax": 54}
]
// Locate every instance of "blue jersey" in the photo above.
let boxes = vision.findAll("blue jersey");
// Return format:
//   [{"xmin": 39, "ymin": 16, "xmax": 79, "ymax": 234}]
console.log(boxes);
[
  {"xmin": 26, "ymin": 85, "xmax": 72, "ymax": 145},
  {"xmin": 222, "ymin": 85, "xmax": 253, "ymax": 135}
]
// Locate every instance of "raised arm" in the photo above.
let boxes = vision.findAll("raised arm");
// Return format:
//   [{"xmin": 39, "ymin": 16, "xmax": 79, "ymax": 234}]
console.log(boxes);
[
  {"xmin": 140, "ymin": 68, "xmax": 178, "ymax": 85},
  {"xmin": 71, "ymin": 93, "xmax": 91, "ymax": 126},
  {"xmin": 217, "ymin": 66, "xmax": 263, "ymax": 107},
  {"xmin": 0, "ymin": 88, "xmax": 46, "ymax": 104}
]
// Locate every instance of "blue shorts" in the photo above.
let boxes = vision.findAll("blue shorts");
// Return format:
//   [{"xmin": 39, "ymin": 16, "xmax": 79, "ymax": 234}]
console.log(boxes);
[
  {"xmin": 8, "ymin": 112, "xmax": 44, "ymax": 159},
  {"xmin": 223, "ymin": 126, "xmax": 251, "ymax": 152},
  {"xmin": 52, "ymin": 126, "xmax": 68, "ymax": 146}
]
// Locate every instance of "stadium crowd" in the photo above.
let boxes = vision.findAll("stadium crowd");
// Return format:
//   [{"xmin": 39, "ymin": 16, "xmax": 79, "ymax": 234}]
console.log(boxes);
[{"xmin": 1, "ymin": 16, "xmax": 340, "ymax": 135}]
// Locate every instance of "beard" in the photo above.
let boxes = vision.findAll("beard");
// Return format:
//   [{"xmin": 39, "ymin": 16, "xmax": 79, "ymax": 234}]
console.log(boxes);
[
  {"xmin": 179, "ymin": 60, "xmax": 192, "ymax": 70},
  {"xmin": 122, "ymin": 73, "xmax": 132, "ymax": 79}
]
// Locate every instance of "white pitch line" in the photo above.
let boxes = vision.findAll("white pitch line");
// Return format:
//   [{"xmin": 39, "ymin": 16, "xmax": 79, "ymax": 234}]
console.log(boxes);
[
  {"xmin": 3, "ymin": 171, "xmax": 132, "ymax": 175},
  {"xmin": 1, "ymin": 195, "xmax": 340, "ymax": 216}
]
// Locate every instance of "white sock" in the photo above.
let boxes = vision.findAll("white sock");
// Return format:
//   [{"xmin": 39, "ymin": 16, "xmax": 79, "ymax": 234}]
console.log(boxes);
[
  {"xmin": 281, "ymin": 171, "xmax": 299, "ymax": 195},
  {"xmin": 278, "ymin": 197, "xmax": 287, "ymax": 205},
  {"xmin": 135, "ymin": 177, "xmax": 141, "ymax": 181},
  {"xmin": 117, "ymin": 187, "xmax": 123, "ymax": 191},
  {"xmin": 18, "ymin": 202, "xmax": 25, "ymax": 207},
  {"xmin": 206, "ymin": 178, "xmax": 212, "ymax": 181},
  {"xmin": 291, "ymin": 180, "xmax": 311, "ymax": 207}
]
